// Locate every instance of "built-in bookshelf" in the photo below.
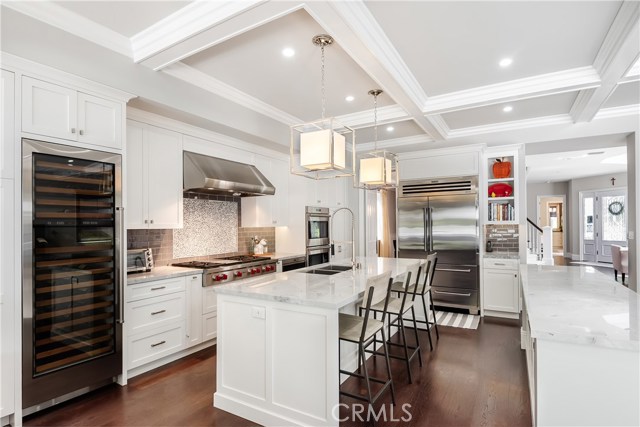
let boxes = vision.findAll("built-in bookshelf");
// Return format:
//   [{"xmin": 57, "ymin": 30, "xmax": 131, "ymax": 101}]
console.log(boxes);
[{"xmin": 487, "ymin": 155, "xmax": 516, "ymax": 223}]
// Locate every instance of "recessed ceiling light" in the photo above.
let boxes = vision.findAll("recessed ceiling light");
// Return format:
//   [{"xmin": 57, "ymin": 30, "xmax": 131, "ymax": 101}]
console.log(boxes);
[
  {"xmin": 386, "ymin": 126, "xmax": 394, "ymax": 132},
  {"xmin": 499, "ymin": 58, "xmax": 513, "ymax": 68},
  {"xmin": 345, "ymin": 95, "xmax": 354, "ymax": 102},
  {"xmin": 503, "ymin": 105, "xmax": 513, "ymax": 113},
  {"xmin": 282, "ymin": 47, "xmax": 295, "ymax": 58}
]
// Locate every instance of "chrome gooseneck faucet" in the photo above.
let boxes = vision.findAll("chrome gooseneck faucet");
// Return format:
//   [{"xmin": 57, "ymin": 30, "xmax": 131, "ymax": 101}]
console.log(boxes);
[{"xmin": 330, "ymin": 207, "xmax": 360, "ymax": 270}]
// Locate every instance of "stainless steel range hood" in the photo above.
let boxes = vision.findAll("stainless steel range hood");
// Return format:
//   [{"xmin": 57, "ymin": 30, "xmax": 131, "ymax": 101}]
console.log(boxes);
[{"xmin": 183, "ymin": 151, "xmax": 275, "ymax": 197}]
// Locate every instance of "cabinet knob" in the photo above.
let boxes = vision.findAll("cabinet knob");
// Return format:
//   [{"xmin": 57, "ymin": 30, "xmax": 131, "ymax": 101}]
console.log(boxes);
[
  {"xmin": 150, "ymin": 219, "xmax": 154, "ymax": 224},
  {"xmin": 79, "ymin": 129, "xmax": 84, "ymax": 136},
  {"xmin": 144, "ymin": 219, "xmax": 148, "ymax": 224},
  {"xmin": 70, "ymin": 128, "xmax": 76, "ymax": 134}
]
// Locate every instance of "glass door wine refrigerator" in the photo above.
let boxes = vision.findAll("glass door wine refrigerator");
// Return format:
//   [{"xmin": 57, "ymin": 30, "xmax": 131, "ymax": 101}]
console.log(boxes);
[{"xmin": 22, "ymin": 139, "xmax": 124, "ymax": 412}]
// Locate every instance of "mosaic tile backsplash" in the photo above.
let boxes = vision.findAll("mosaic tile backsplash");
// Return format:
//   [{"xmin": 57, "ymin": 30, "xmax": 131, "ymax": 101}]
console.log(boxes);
[
  {"xmin": 173, "ymin": 198, "xmax": 238, "ymax": 258},
  {"xmin": 127, "ymin": 196, "xmax": 276, "ymax": 266},
  {"xmin": 484, "ymin": 224, "xmax": 520, "ymax": 253}
]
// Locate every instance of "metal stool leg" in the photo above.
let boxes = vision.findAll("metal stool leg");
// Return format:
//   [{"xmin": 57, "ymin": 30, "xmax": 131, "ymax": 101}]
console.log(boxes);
[
  {"xmin": 359, "ymin": 343, "xmax": 374, "ymax": 405},
  {"xmin": 380, "ymin": 328, "xmax": 396, "ymax": 406},
  {"xmin": 428, "ymin": 288, "xmax": 439, "ymax": 339},
  {"xmin": 421, "ymin": 293, "xmax": 434, "ymax": 351},
  {"xmin": 397, "ymin": 315, "xmax": 413, "ymax": 384},
  {"xmin": 410, "ymin": 306, "xmax": 423, "ymax": 366}
]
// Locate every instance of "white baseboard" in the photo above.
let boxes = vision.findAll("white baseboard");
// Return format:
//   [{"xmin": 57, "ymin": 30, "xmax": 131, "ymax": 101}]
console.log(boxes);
[{"xmin": 127, "ymin": 339, "xmax": 216, "ymax": 379}]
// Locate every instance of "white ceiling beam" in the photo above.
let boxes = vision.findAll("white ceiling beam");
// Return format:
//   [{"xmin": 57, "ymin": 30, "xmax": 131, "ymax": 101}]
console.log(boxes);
[
  {"xmin": 570, "ymin": 1, "xmax": 640, "ymax": 122},
  {"xmin": 2, "ymin": 0, "xmax": 132, "ymax": 57},
  {"xmin": 357, "ymin": 134, "xmax": 434, "ymax": 152},
  {"xmin": 423, "ymin": 66, "xmax": 601, "ymax": 115},
  {"xmin": 305, "ymin": 0, "xmax": 445, "ymax": 140},
  {"xmin": 337, "ymin": 105, "xmax": 409, "ymax": 129},
  {"xmin": 137, "ymin": 1, "xmax": 305, "ymax": 70}
]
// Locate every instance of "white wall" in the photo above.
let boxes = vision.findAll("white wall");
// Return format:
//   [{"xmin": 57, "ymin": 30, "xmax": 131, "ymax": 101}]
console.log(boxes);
[{"xmin": 567, "ymin": 172, "xmax": 628, "ymax": 257}]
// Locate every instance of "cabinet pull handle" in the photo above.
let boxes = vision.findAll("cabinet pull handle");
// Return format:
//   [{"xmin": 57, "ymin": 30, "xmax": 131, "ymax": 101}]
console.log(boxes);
[
  {"xmin": 144, "ymin": 219, "xmax": 148, "ymax": 224},
  {"xmin": 494, "ymin": 263, "xmax": 506, "ymax": 266},
  {"xmin": 71, "ymin": 128, "xmax": 76, "ymax": 134},
  {"xmin": 150, "ymin": 286, "xmax": 166, "ymax": 291},
  {"xmin": 150, "ymin": 219, "xmax": 154, "ymax": 224},
  {"xmin": 151, "ymin": 309, "xmax": 166, "ymax": 315},
  {"xmin": 192, "ymin": 276, "xmax": 198, "ymax": 279},
  {"xmin": 79, "ymin": 129, "xmax": 84, "ymax": 135},
  {"xmin": 150, "ymin": 340, "xmax": 166, "ymax": 348},
  {"xmin": 436, "ymin": 268, "xmax": 471, "ymax": 273}
]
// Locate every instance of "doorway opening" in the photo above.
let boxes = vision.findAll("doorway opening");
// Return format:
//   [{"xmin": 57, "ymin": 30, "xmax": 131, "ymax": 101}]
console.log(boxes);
[
  {"xmin": 537, "ymin": 195, "xmax": 566, "ymax": 257},
  {"xmin": 580, "ymin": 188, "xmax": 627, "ymax": 263}
]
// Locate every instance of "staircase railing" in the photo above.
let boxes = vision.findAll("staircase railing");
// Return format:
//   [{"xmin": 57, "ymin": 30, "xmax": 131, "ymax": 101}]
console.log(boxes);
[{"xmin": 527, "ymin": 218, "xmax": 543, "ymax": 261}]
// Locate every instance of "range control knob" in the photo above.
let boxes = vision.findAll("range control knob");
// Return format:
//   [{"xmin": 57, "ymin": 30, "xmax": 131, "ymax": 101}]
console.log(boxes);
[
  {"xmin": 234, "ymin": 271, "xmax": 242, "ymax": 277},
  {"xmin": 214, "ymin": 275, "xmax": 222, "ymax": 281},
  {"xmin": 222, "ymin": 274, "xmax": 228, "ymax": 280}
]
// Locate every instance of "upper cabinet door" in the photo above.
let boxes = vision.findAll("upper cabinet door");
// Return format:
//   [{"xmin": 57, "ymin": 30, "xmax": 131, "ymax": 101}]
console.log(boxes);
[
  {"xmin": 77, "ymin": 92, "xmax": 122, "ymax": 150},
  {"xmin": 270, "ymin": 158, "xmax": 289, "ymax": 226},
  {"xmin": 125, "ymin": 122, "xmax": 147, "ymax": 229},
  {"xmin": 1, "ymin": 70, "xmax": 15, "ymax": 179},
  {"xmin": 146, "ymin": 126, "xmax": 183, "ymax": 229},
  {"xmin": 22, "ymin": 76, "xmax": 77, "ymax": 141}
]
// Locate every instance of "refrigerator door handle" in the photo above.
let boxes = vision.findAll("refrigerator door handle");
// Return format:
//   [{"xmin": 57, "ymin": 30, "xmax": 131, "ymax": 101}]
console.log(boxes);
[
  {"xmin": 426, "ymin": 207, "xmax": 433, "ymax": 252},
  {"xmin": 423, "ymin": 208, "xmax": 429, "ymax": 252}
]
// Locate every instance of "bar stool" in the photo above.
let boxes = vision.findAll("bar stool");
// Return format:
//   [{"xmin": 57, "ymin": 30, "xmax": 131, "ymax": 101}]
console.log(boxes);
[
  {"xmin": 338, "ymin": 272, "xmax": 395, "ymax": 407},
  {"xmin": 363, "ymin": 263, "xmax": 422, "ymax": 384},
  {"xmin": 393, "ymin": 252, "xmax": 439, "ymax": 350}
]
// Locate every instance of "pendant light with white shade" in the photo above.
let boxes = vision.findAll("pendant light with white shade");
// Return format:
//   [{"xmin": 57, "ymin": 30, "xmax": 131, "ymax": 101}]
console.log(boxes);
[
  {"xmin": 290, "ymin": 34, "xmax": 355, "ymax": 180},
  {"xmin": 355, "ymin": 89, "xmax": 398, "ymax": 189}
]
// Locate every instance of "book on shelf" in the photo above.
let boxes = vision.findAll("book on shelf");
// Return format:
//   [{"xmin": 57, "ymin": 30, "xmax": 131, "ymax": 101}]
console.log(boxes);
[{"xmin": 488, "ymin": 202, "xmax": 515, "ymax": 222}]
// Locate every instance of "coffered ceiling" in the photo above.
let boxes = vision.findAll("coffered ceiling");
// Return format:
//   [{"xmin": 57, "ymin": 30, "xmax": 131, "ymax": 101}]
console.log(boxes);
[{"xmin": 3, "ymin": 0, "xmax": 639, "ymax": 156}]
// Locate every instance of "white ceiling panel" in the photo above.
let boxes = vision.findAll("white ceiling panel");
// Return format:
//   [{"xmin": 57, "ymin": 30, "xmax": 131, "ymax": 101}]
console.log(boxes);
[
  {"xmin": 355, "ymin": 120, "xmax": 424, "ymax": 144},
  {"xmin": 441, "ymin": 92, "xmax": 578, "ymax": 130},
  {"xmin": 526, "ymin": 146, "xmax": 627, "ymax": 183},
  {"xmin": 603, "ymin": 81, "xmax": 640, "ymax": 108},
  {"xmin": 366, "ymin": 1, "xmax": 622, "ymax": 96},
  {"xmin": 182, "ymin": 8, "xmax": 392, "ymax": 122},
  {"xmin": 55, "ymin": 1, "xmax": 191, "ymax": 37}
]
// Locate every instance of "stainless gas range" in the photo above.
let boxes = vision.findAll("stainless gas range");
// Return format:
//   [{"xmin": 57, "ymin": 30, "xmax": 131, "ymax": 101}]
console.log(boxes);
[{"xmin": 173, "ymin": 255, "xmax": 277, "ymax": 286}]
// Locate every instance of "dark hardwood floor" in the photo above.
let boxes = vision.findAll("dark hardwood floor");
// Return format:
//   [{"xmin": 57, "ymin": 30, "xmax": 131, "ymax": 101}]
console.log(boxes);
[{"xmin": 24, "ymin": 317, "xmax": 531, "ymax": 427}]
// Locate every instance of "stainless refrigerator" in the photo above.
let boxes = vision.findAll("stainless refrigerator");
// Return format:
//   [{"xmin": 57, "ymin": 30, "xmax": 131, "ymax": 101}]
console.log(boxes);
[
  {"xmin": 22, "ymin": 139, "xmax": 124, "ymax": 413},
  {"xmin": 398, "ymin": 177, "xmax": 479, "ymax": 314}
]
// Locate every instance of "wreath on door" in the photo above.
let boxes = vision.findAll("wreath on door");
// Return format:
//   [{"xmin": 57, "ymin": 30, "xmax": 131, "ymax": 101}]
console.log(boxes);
[{"xmin": 608, "ymin": 201, "xmax": 624, "ymax": 216}]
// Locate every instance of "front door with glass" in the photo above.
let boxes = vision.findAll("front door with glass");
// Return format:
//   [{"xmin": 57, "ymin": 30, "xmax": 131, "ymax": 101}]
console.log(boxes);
[{"xmin": 581, "ymin": 189, "xmax": 627, "ymax": 263}]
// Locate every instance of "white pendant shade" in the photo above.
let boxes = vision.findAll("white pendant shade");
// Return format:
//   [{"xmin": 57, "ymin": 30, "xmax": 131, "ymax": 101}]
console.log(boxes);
[
  {"xmin": 300, "ymin": 129, "xmax": 346, "ymax": 171},
  {"xmin": 359, "ymin": 156, "xmax": 392, "ymax": 185}
]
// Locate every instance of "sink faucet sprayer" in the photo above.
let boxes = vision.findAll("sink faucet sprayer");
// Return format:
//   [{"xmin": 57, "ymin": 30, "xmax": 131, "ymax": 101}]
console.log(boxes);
[{"xmin": 330, "ymin": 207, "xmax": 360, "ymax": 270}]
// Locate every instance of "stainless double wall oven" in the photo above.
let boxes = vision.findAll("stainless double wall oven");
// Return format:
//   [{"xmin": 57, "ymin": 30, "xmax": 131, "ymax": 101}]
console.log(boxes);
[{"xmin": 305, "ymin": 206, "xmax": 330, "ymax": 266}]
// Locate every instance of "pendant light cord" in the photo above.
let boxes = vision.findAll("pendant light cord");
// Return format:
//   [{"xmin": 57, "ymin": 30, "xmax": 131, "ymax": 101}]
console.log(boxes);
[
  {"xmin": 373, "ymin": 91, "xmax": 378, "ymax": 151},
  {"xmin": 321, "ymin": 44, "xmax": 326, "ymax": 120}
]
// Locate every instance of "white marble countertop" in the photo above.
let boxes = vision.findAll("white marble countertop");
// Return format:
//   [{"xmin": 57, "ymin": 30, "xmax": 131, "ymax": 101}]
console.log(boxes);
[
  {"xmin": 127, "ymin": 266, "xmax": 203, "ymax": 285},
  {"xmin": 522, "ymin": 264, "xmax": 640, "ymax": 351},
  {"xmin": 213, "ymin": 257, "xmax": 421, "ymax": 309}
]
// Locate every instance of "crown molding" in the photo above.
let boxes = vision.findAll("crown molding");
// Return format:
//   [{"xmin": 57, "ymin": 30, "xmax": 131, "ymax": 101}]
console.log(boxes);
[
  {"xmin": 336, "ymin": 105, "xmax": 409, "ymax": 129},
  {"xmin": 1, "ymin": 52, "xmax": 136, "ymax": 102},
  {"xmin": 624, "ymin": 57, "xmax": 640, "ymax": 77},
  {"xmin": 356, "ymin": 134, "xmax": 434, "ymax": 152},
  {"xmin": 162, "ymin": 62, "xmax": 302, "ymax": 125},
  {"xmin": 423, "ymin": 66, "xmax": 601, "ymax": 115},
  {"xmin": 2, "ymin": 0, "xmax": 132, "ymax": 58},
  {"xmin": 447, "ymin": 114, "xmax": 574, "ymax": 139},
  {"xmin": 130, "ymin": 0, "xmax": 265, "ymax": 63},
  {"xmin": 594, "ymin": 104, "xmax": 640, "ymax": 119}
]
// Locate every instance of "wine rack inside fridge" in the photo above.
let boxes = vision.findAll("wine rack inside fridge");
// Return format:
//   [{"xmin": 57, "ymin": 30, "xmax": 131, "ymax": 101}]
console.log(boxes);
[{"xmin": 22, "ymin": 139, "xmax": 123, "ymax": 412}]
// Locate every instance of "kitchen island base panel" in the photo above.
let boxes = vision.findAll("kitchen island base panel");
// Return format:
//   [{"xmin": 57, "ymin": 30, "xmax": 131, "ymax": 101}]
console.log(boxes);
[
  {"xmin": 214, "ymin": 294, "xmax": 340, "ymax": 427},
  {"xmin": 536, "ymin": 339, "xmax": 639, "ymax": 427}
]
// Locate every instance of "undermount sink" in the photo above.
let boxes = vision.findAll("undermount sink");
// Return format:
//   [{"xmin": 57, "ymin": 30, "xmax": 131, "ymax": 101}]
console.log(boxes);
[
  {"xmin": 319, "ymin": 265, "xmax": 352, "ymax": 271},
  {"xmin": 305, "ymin": 269, "xmax": 342, "ymax": 275}
]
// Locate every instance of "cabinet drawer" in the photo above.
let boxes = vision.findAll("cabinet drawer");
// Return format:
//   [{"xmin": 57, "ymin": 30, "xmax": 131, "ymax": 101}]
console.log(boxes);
[
  {"xmin": 128, "ymin": 323, "xmax": 185, "ymax": 369},
  {"xmin": 432, "ymin": 286, "xmax": 478, "ymax": 308},
  {"xmin": 202, "ymin": 312, "xmax": 217, "ymax": 341},
  {"xmin": 127, "ymin": 292, "xmax": 185, "ymax": 335},
  {"xmin": 127, "ymin": 276, "xmax": 186, "ymax": 301},
  {"xmin": 483, "ymin": 258, "xmax": 518, "ymax": 270}
]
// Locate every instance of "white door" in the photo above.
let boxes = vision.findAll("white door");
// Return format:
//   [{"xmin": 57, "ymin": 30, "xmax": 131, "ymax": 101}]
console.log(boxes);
[
  {"xmin": 126, "ymin": 122, "xmax": 147, "ymax": 229},
  {"xmin": 596, "ymin": 190, "xmax": 627, "ymax": 263},
  {"xmin": 270, "ymin": 158, "xmax": 289, "ymax": 226},
  {"xmin": 22, "ymin": 77, "xmax": 77, "ymax": 140},
  {"xmin": 581, "ymin": 190, "xmax": 627, "ymax": 263}
]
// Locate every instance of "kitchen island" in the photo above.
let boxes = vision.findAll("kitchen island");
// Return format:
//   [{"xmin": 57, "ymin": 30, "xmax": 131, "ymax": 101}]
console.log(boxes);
[
  {"xmin": 212, "ymin": 257, "xmax": 420, "ymax": 427},
  {"xmin": 521, "ymin": 264, "xmax": 640, "ymax": 426}
]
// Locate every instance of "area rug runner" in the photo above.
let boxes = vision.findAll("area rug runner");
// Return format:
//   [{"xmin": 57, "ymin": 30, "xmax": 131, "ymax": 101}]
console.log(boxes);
[{"xmin": 432, "ymin": 310, "xmax": 480, "ymax": 329}]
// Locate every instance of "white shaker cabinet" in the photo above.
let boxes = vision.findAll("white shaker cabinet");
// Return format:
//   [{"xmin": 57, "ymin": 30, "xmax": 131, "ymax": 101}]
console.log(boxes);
[
  {"xmin": 126, "ymin": 120, "xmax": 183, "ymax": 229},
  {"xmin": 482, "ymin": 258, "xmax": 520, "ymax": 318},
  {"xmin": 241, "ymin": 156, "xmax": 289, "ymax": 227},
  {"xmin": 22, "ymin": 77, "xmax": 122, "ymax": 150},
  {"xmin": 202, "ymin": 286, "xmax": 218, "ymax": 342},
  {"xmin": 1, "ymin": 70, "xmax": 15, "ymax": 179},
  {"xmin": 0, "ymin": 179, "xmax": 15, "ymax": 419},
  {"xmin": 400, "ymin": 151, "xmax": 479, "ymax": 181},
  {"xmin": 186, "ymin": 274, "xmax": 204, "ymax": 348}
]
